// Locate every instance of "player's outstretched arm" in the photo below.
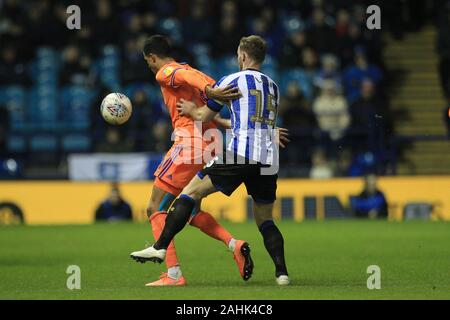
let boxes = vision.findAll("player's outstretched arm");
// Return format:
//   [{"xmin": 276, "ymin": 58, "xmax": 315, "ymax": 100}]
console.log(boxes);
[
  {"xmin": 177, "ymin": 99, "xmax": 217, "ymax": 122},
  {"xmin": 173, "ymin": 70, "xmax": 240, "ymax": 101}
]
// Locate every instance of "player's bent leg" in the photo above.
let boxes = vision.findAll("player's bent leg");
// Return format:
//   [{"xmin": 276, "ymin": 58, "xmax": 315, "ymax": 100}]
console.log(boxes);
[
  {"xmin": 149, "ymin": 189, "xmax": 181, "ymax": 273},
  {"xmin": 182, "ymin": 174, "xmax": 218, "ymax": 201},
  {"xmin": 131, "ymin": 184, "xmax": 184, "ymax": 285},
  {"xmin": 189, "ymin": 208, "xmax": 233, "ymax": 246},
  {"xmin": 154, "ymin": 175, "xmax": 217, "ymax": 251},
  {"xmin": 189, "ymin": 207, "xmax": 253, "ymax": 281},
  {"xmin": 253, "ymin": 201, "xmax": 290, "ymax": 286}
]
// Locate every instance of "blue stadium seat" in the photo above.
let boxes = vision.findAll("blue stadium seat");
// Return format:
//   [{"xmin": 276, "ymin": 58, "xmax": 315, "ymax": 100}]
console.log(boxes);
[
  {"xmin": 6, "ymin": 135, "xmax": 27, "ymax": 153},
  {"xmin": 36, "ymin": 48, "xmax": 58, "ymax": 60},
  {"xmin": 2, "ymin": 86, "xmax": 26, "ymax": 104},
  {"xmin": 280, "ymin": 69, "xmax": 315, "ymax": 101},
  {"xmin": 124, "ymin": 83, "xmax": 159, "ymax": 104},
  {"xmin": 60, "ymin": 86, "xmax": 95, "ymax": 130},
  {"xmin": 61, "ymin": 134, "xmax": 91, "ymax": 152},
  {"xmin": 157, "ymin": 18, "xmax": 182, "ymax": 44},
  {"xmin": 262, "ymin": 55, "xmax": 279, "ymax": 83},
  {"xmin": 216, "ymin": 55, "xmax": 237, "ymax": 77},
  {"xmin": 281, "ymin": 15, "xmax": 306, "ymax": 34},
  {"xmin": 102, "ymin": 45, "xmax": 119, "ymax": 59},
  {"xmin": 1, "ymin": 86, "xmax": 28, "ymax": 132},
  {"xmin": 195, "ymin": 53, "xmax": 215, "ymax": 79},
  {"xmin": 94, "ymin": 47, "xmax": 121, "ymax": 91},
  {"xmin": 29, "ymin": 134, "xmax": 58, "ymax": 152},
  {"xmin": 28, "ymin": 86, "xmax": 59, "ymax": 130},
  {"xmin": 190, "ymin": 43, "xmax": 211, "ymax": 57}
]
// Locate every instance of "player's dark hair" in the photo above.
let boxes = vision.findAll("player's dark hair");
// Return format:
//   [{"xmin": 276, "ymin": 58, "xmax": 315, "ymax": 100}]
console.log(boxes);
[
  {"xmin": 143, "ymin": 35, "xmax": 172, "ymax": 58},
  {"xmin": 239, "ymin": 35, "xmax": 267, "ymax": 65}
]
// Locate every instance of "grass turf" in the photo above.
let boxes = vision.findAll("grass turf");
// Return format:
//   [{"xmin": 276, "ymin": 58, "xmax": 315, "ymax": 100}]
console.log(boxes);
[{"xmin": 0, "ymin": 220, "xmax": 449, "ymax": 300}]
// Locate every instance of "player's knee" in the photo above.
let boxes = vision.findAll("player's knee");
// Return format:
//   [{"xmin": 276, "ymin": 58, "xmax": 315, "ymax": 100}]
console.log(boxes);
[
  {"xmin": 181, "ymin": 186, "xmax": 202, "ymax": 202},
  {"xmin": 255, "ymin": 215, "xmax": 271, "ymax": 227},
  {"xmin": 253, "ymin": 202, "xmax": 274, "ymax": 226},
  {"xmin": 146, "ymin": 201, "xmax": 158, "ymax": 218},
  {"xmin": 146, "ymin": 207, "xmax": 153, "ymax": 218}
]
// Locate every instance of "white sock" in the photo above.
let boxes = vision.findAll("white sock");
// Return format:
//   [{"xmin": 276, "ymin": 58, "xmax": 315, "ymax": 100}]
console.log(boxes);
[
  {"xmin": 228, "ymin": 238, "xmax": 237, "ymax": 252},
  {"xmin": 167, "ymin": 266, "xmax": 182, "ymax": 280}
]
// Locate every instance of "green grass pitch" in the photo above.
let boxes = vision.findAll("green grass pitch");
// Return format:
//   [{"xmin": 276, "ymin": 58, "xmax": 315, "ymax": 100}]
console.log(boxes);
[{"xmin": 1, "ymin": 220, "xmax": 449, "ymax": 300}]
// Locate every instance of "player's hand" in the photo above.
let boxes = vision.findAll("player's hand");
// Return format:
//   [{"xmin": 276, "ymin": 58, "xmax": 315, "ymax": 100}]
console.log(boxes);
[
  {"xmin": 276, "ymin": 127, "xmax": 291, "ymax": 149},
  {"xmin": 206, "ymin": 84, "xmax": 242, "ymax": 101},
  {"xmin": 176, "ymin": 99, "xmax": 196, "ymax": 116}
]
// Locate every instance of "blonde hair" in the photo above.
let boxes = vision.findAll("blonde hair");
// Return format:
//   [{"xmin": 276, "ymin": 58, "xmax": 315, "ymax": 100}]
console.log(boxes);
[{"xmin": 239, "ymin": 35, "xmax": 267, "ymax": 64}]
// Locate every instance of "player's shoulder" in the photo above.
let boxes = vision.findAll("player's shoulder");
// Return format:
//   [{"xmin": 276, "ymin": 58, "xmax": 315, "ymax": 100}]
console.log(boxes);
[
  {"xmin": 246, "ymin": 69, "xmax": 278, "ymax": 85},
  {"xmin": 157, "ymin": 62, "xmax": 186, "ymax": 81},
  {"xmin": 215, "ymin": 71, "xmax": 245, "ymax": 87},
  {"xmin": 217, "ymin": 70, "xmax": 277, "ymax": 87}
]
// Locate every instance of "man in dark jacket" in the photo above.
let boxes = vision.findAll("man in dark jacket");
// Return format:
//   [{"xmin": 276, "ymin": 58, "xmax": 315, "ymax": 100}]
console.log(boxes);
[
  {"xmin": 95, "ymin": 183, "xmax": 133, "ymax": 222},
  {"xmin": 351, "ymin": 174, "xmax": 388, "ymax": 219}
]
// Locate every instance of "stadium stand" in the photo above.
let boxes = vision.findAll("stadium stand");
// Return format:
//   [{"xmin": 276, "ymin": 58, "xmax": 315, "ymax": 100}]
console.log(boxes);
[{"xmin": 0, "ymin": 0, "xmax": 449, "ymax": 179}]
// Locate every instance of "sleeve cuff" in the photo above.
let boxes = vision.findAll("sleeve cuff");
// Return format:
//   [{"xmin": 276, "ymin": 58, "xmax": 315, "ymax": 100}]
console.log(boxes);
[{"xmin": 207, "ymin": 98, "xmax": 223, "ymax": 112}]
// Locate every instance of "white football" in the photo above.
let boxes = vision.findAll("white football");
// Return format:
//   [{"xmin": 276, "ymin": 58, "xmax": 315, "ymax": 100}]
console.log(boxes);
[{"xmin": 100, "ymin": 93, "xmax": 132, "ymax": 125}]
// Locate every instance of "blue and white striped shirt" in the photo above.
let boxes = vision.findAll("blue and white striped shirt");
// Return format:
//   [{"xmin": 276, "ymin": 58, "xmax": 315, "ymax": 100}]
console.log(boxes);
[{"xmin": 207, "ymin": 69, "xmax": 280, "ymax": 165}]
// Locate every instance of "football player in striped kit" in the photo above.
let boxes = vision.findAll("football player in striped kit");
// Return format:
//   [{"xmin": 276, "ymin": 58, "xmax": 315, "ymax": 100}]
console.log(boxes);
[{"xmin": 131, "ymin": 35, "xmax": 290, "ymax": 285}]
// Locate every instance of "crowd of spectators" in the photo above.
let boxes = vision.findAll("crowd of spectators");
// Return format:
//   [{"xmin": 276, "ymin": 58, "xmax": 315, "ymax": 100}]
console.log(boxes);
[{"xmin": 0, "ymin": 0, "xmax": 437, "ymax": 177}]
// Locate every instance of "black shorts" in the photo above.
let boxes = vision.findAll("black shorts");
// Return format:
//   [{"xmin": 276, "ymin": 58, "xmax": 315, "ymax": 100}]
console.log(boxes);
[{"xmin": 198, "ymin": 155, "xmax": 277, "ymax": 204}]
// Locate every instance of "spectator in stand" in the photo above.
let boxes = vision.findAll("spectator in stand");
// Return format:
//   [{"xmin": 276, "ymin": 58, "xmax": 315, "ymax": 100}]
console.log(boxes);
[
  {"xmin": 183, "ymin": 2, "xmax": 213, "ymax": 44},
  {"xmin": 314, "ymin": 54, "xmax": 342, "ymax": 91},
  {"xmin": 60, "ymin": 45, "xmax": 94, "ymax": 86},
  {"xmin": 335, "ymin": 9, "xmax": 350, "ymax": 38},
  {"xmin": 150, "ymin": 121, "xmax": 171, "ymax": 153},
  {"xmin": 257, "ymin": 6, "xmax": 284, "ymax": 57},
  {"xmin": 279, "ymin": 82, "xmax": 316, "ymax": 130},
  {"xmin": 351, "ymin": 79, "xmax": 391, "ymax": 154},
  {"xmin": 92, "ymin": 0, "xmax": 121, "ymax": 48},
  {"xmin": 213, "ymin": 12, "xmax": 243, "ymax": 57},
  {"xmin": 280, "ymin": 30, "xmax": 308, "ymax": 69},
  {"xmin": 25, "ymin": 1, "xmax": 67, "ymax": 50},
  {"xmin": 313, "ymin": 79, "xmax": 350, "ymax": 143},
  {"xmin": 343, "ymin": 48, "xmax": 383, "ymax": 103},
  {"xmin": 95, "ymin": 183, "xmax": 133, "ymax": 222},
  {"xmin": 0, "ymin": 45, "xmax": 30, "ymax": 86},
  {"xmin": 141, "ymin": 11, "xmax": 158, "ymax": 35},
  {"xmin": 128, "ymin": 89, "xmax": 165, "ymax": 151},
  {"xmin": 336, "ymin": 23, "xmax": 365, "ymax": 68},
  {"xmin": 0, "ymin": 0, "xmax": 29, "ymax": 61},
  {"xmin": 306, "ymin": 8, "xmax": 336, "ymax": 54},
  {"xmin": 122, "ymin": 14, "xmax": 143, "ymax": 44},
  {"xmin": 279, "ymin": 82, "xmax": 317, "ymax": 169},
  {"xmin": 96, "ymin": 127, "xmax": 134, "ymax": 153},
  {"xmin": 351, "ymin": 174, "xmax": 388, "ymax": 219},
  {"xmin": 297, "ymin": 47, "xmax": 319, "ymax": 101},
  {"xmin": 309, "ymin": 148, "xmax": 334, "ymax": 180},
  {"xmin": 121, "ymin": 37, "xmax": 150, "ymax": 85},
  {"xmin": 250, "ymin": 17, "xmax": 272, "ymax": 52}
]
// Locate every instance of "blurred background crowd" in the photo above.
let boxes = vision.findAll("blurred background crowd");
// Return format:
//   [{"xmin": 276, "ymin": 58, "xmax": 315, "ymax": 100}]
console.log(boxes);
[{"xmin": 0, "ymin": 0, "xmax": 449, "ymax": 179}]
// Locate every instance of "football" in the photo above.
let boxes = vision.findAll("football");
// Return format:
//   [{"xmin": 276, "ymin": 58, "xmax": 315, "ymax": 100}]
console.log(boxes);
[{"xmin": 100, "ymin": 93, "xmax": 132, "ymax": 125}]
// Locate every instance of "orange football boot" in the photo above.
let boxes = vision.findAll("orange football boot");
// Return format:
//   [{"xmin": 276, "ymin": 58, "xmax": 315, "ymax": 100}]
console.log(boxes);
[
  {"xmin": 145, "ymin": 273, "xmax": 186, "ymax": 286},
  {"xmin": 233, "ymin": 240, "xmax": 254, "ymax": 281}
]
